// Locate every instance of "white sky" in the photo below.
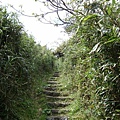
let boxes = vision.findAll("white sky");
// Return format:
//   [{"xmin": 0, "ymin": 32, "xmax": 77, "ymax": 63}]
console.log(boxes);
[{"xmin": 0, "ymin": 0, "xmax": 69, "ymax": 50}]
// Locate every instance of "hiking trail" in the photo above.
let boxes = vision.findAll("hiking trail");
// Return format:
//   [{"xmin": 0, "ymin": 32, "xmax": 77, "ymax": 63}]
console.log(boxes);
[{"xmin": 43, "ymin": 72, "xmax": 72, "ymax": 120}]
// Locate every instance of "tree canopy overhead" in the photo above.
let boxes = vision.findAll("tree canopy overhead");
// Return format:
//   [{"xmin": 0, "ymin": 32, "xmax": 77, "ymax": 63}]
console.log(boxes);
[{"xmin": 3, "ymin": 0, "xmax": 119, "ymax": 27}]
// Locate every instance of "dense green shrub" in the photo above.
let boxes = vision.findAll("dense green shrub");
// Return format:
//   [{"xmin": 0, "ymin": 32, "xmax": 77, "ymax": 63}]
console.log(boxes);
[
  {"xmin": 56, "ymin": 0, "xmax": 120, "ymax": 119},
  {"xmin": 0, "ymin": 6, "xmax": 55, "ymax": 120}
]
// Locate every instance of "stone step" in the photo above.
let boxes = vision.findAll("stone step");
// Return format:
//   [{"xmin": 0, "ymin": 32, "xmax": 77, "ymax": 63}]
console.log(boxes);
[
  {"xmin": 49, "ymin": 79, "xmax": 57, "ymax": 82},
  {"xmin": 44, "ymin": 86, "xmax": 57, "ymax": 91},
  {"xmin": 49, "ymin": 77, "xmax": 57, "ymax": 81},
  {"xmin": 47, "ymin": 81, "xmax": 60, "ymax": 84},
  {"xmin": 45, "ymin": 72, "xmax": 71, "ymax": 120},
  {"xmin": 47, "ymin": 84, "xmax": 62, "ymax": 88},
  {"xmin": 46, "ymin": 96, "xmax": 72, "ymax": 101},
  {"xmin": 43, "ymin": 90, "xmax": 61, "ymax": 96},
  {"xmin": 46, "ymin": 116, "xmax": 69, "ymax": 120},
  {"xmin": 50, "ymin": 109, "xmax": 70, "ymax": 115},
  {"xmin": 44, "ymin": 90, "xmax": 69, "ymax": 97},
  {"xmin": 70, "ymin": 116, "xmax": 82, "ymax": 119},
  {"xmin": 47, "ymin": 102, "xmax": 70, "ymax": 108},
  {"xmin": 53, "ymin": 72, "xmax": 60, "ymax": 77}
]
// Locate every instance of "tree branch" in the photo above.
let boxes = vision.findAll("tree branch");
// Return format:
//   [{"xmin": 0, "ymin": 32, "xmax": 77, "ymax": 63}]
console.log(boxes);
[
  {"xmin": 10, "ymin": 5, "xmax": 38, "ymax": 17},
  {"xmin": 56, "ymin": 6, "xmax": 70, "ymax": 24},
  {"xmin": 48, "ymin": 0, "xmax": 75, "ymax": 15}
]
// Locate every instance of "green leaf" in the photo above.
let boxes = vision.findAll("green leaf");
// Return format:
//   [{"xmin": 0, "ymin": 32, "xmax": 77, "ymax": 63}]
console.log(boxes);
[
  {"xmin": 0, "ymin": 29, "xmax": 3, "ymax": 34},
  {"xmin": 112, "ymin": 0, "xmax": 116, "ymax": 6},
  {"xmin": 82, "ymin": 14, "xmax": 98, "ymax": 24},
  {"xmin": 89, "ymin": 42, "xmax": 101, "ymax": 54},
  {"xmin": 104, "ymin": 37, "xmax": 120, "ymax": 44},
  {"xmin": 106, "ymin": 6, "xmax": 112, "ymax": 15}
]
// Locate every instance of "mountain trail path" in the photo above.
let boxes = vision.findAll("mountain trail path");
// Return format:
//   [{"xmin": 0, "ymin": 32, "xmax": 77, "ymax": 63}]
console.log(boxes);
[{"xmin": 43, "ymin": 72, "xmax": 72, "ymax": 120}]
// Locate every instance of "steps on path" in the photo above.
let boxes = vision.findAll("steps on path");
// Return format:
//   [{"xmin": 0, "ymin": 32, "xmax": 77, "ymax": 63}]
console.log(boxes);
[
  {"xmin": 46, "ymin": 96, "xmax": 72, "ymax": 101},
  {"xmin": 49, "ymin": 109, "xmax": 70, "ymax": 115},
  {"xmin": 47, "ymin": 83, "xmax": 63, "ymax": 88},
  {"xmin": 43, "ymin": 90, "xmax": 69, "ymax": 97},
  {"xmin": 53, "ymin": 72, "xmax": 59, "ymax": 77},
  {"xmin": 49, "ymin": 78, "xmax": 57, "ymax": 81},
  {"xmin": 48, "ymin": 102, "xmax": 70, "ymax": 108},
  {"xmin": 43, "ymin": 72, "xmax": 71, "ymax": 120},
  {"xmin": 47, "ymin": 81, "xmax": 60, "ymax": 84},
  {"xmin": 46, "ymin": 116, "xmax": 69, "ymax": 120},
  {"xmin": 43, "ymin": 90, "xmax": 61, "ymax": 96},
  {"xmin": 44, "ymin": 86, "xmax": 57, "ymax": 91}
]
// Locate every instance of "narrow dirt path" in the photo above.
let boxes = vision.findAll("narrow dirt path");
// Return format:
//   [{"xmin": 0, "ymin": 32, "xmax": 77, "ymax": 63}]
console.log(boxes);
[{"xmin": 43, "ymin": 72, "xmax": 71, "ymax": 120}]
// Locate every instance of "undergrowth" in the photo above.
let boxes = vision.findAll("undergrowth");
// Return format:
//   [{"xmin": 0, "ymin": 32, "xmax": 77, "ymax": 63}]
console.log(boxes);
[
  {"xmin": 0, "ymin": 6, "xmax": 56, "ymax": 120},
  {"xmin": 55, "ymin": 0, "xmax": 120, "ymax": 119}
]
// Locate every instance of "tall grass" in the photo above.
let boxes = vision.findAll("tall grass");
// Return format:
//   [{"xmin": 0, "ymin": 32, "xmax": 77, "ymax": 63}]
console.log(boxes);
[
  {"xmin": 55, "ymin": 0, "xmax": 120, "ymax": 119},
  {"xmin": 0, "ymin": 7, "xmax": 56, "ymax": 120}
]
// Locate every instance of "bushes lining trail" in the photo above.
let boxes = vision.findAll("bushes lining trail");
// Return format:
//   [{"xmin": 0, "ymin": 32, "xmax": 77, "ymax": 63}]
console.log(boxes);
[{"xmin": 0, "ymin": 7, "xmax": 56, "ymax": 120}]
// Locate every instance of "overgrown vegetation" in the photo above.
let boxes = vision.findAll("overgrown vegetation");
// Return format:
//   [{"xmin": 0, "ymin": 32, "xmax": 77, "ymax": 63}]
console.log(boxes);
[
  {"xmin": 55, "ymin": 0, "xmax": 120, "ymax": 119},
  {"xmin": 0, "ymin": 6, "xmax": 56, "ymax": 120},
  {"xmin": 0, "ymin": 0, "xmax": 120, "ymax": 119}
]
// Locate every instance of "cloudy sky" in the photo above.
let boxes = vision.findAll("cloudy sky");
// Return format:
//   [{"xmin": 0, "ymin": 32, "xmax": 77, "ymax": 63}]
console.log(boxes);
[{"xmin": 0, "ymin": 0, "xmax": 69, "ymax": 49}]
